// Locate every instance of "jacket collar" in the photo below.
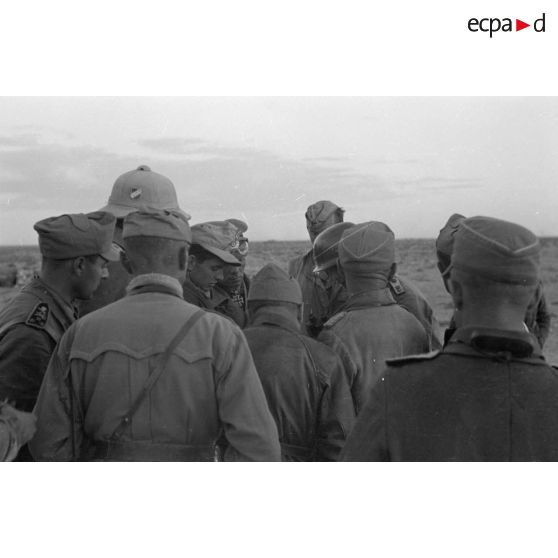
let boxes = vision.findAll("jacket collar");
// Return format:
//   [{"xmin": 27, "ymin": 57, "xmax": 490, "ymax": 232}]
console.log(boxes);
[
  {"xmin": 342, "ymin": 288, "xmax": 396, "ymax": 311},
  {"xmin": 250, "ymin": 308, "xmax": 301, "ymax": 333},
  {"xmin": 126, "ymin": 273, "xmax": 184, "ymax": 299},
  {"xmin": 446, "ymin": 325, "xmax": 543, "ymax": 361}
]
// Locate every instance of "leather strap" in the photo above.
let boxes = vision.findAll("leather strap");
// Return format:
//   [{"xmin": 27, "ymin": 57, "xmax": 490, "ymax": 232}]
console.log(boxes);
[{"xmin": 110, "ymin": 309, "xmax": 206, "ymax": 441}]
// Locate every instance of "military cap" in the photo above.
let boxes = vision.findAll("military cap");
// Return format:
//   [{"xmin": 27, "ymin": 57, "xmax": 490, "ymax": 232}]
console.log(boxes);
[
  {"xmin": 122, "ymin": 208, "xmax": 192, "ymax": 242},
  {"xmin": 305, "ymin": 200, "xmax": 344, "ymax": 233},
  {"xmin": 436, "ymin": 213, "xmax": 466, "ymax": 261},
  {"xmin": 211, "ymin": 218, "xmax": 249, "ymax": 257},
  {"xmin": 451, "ymin": 216, "xmax": 540, "ymax": 285},
  {"xmin": 34, "ymin": 211, "xmax": 120, "ymax": 261},
  {"xmin": 338, "ymin": 221, "xmax": 395, "ymax": 275},
  {"xmin": 191, "ymin": 221, "xmax": 242, "ymax": 266},
  {"xmin": 313, "ymin": 221, "xmax": 355, "ymax": 272},
  {"xmin": 226, "ymin": 218, "xmax": 248, "ymax": 234},
  {"xmin": 99, "ymin": 165, "xmax": 190, "ymax": 220},
  {"xmin": 248, "ymin": 263, "xmax": 303, "ymax": 305}
]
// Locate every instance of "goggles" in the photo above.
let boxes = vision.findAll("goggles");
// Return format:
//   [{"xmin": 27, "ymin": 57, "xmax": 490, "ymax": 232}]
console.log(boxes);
[{"xmin": 230, "ymin": 235, "xmax": 249, "ymax": 256}]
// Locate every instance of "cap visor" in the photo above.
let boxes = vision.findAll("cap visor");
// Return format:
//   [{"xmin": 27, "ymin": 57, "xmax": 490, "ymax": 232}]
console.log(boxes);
[
  {"xmin": 100, "ymin": 244, "xmax": 122, "ymax": 262},
  {"xmin": 202, "ymin": 245, "xmax": 241, "ymax": 265}
]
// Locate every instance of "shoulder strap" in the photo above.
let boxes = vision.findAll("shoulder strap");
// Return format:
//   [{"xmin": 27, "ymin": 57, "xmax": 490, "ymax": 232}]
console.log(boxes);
[{"xmin": 110, "ymin": 309, "xmax": 206, "ymax": 441}]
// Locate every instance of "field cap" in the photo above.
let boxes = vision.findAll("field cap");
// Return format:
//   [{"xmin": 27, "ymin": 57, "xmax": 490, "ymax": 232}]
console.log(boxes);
[
  {"xmin": 210, "ymin": 218, "xmax": 249, "ymax": 257},
  {"xmin": 313, "ymin": 222, "xmax": 355, "ymax": 272},
  {"xmin": 226, "ymin": 218, "xmax": 248, "ymax": 234},
  {"xmin": 436, "ymin": 213, "xmax": 466, "ymax": 259},
  {"xmin": 99, "ymin": 165, "xmax": 190, "ymax": 220},
  {"xmin": 191, "ymin": 221, "xmax": 242, "ymax": 265},
  {"xmin": 451, "ymin": 216, "xmax": 540, "ymax": 285},
  {"xmin": 305, "ymin": 200, "xmax": 344, "ymax": 233},
  {"xmin": 338, "ymin": 221, "xmax": 395, "ymax": 275},
  {"xmin": 122, "ymin": 208, "xmax": 192, "ymax": 242},
  {"xmin": 34, "ymin": 211, "xmax": 120, "ymax": 261},
  {"xmin": 248, "ymin": 263, "xmax": 302, "ymax": 305}
]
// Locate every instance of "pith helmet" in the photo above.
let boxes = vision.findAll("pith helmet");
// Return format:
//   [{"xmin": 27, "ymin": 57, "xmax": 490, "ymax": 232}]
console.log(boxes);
[
  {"xmin": 312, "ymin": 222, "xmax": 355, "ymax": 272},
  {"xmin": 99, "ymin": 165, "xmax": 190, "ymax": 220}
]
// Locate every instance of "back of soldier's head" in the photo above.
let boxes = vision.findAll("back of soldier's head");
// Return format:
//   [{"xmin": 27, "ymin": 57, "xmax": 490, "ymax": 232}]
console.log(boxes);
[
  {"xmin": 247, "ymin": 263, "xmax": 302, "ymax": 317},
  {"xmin": 338, "ymin": 221, "xmax": 395, "ymax": 285},
  {"xmin": 305, "ymin": 200, "xmax": 344, "ymax": 241},
  {"xmin": 313, "ymin": 221, "xmax": 355, "ymax": 273},
  {"xmin": 449, "ymin": 216, "xmax": 540, "ymax": 308},
  {"xmin": 122, "ymin": 208, "xmax": 191, "ymax": 273}
]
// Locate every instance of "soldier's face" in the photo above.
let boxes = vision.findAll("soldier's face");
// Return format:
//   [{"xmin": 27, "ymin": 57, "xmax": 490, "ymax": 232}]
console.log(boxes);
[
  {"xmin": 218, "ymin": 256, "xmax": 246, "ymax": 291},
  {"xmin": 189, "ymin": 256, "xmax": 226, "ymax": 291},
  {"xmin": 76, "ymin": 256, "xmax": 109, "ymax": 299}
]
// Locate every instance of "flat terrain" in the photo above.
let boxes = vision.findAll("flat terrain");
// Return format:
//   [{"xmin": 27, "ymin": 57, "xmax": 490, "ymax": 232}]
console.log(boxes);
[{"xmin": 3, "ymin": 239, "xmax": 558, "ymax": 362}]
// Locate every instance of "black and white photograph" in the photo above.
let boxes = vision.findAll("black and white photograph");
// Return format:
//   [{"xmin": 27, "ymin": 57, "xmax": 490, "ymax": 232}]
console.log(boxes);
[{"xmin": 2, "ymin": 1, "xmax": 558, "ymax": 557}]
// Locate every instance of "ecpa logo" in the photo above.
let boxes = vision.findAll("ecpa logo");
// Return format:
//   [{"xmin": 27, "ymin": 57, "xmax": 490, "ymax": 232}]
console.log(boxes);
[{"xmin": 468, "ymin": 12, "xmax": 546, "ymax": 37}]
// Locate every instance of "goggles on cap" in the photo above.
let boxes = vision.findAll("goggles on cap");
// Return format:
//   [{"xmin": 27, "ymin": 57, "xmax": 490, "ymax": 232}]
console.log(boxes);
[{"xmin": 230, "ymin": 234, "xmax": 249, "ymax": 256}]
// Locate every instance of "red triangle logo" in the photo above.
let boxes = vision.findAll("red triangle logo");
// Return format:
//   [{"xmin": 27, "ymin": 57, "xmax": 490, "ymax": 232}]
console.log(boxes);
[{"xmin": 516, "ymin": 19, "xmax": 530, "ymax": 31}]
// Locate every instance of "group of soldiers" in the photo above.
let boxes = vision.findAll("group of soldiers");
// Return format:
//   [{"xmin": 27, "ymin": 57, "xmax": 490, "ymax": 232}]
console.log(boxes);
[{"xmin": 1, "ymin": 164, "xmax": 558, "ymax": 461}]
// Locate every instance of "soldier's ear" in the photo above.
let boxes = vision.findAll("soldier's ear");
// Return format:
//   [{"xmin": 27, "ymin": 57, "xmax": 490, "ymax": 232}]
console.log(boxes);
[
  {"xmin": 389, "ymin": 262, "xmax": 397, "ymax": 279},
  {"xmin": 187, "ymin": 254, "xmax": 196, "ymax": 271},
  {"xmin": 72, "ymin": 256, "xmax": 86, "ymax": 277},
  {"xmin": 120, "ymin": 250, "xmax": 133, "ymax": 274}
]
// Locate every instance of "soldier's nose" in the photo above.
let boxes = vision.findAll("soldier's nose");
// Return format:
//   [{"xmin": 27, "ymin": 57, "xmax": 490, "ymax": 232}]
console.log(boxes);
[{"xmin": 101, "ymin": 268, "xmax": 109, "ymax": 279}]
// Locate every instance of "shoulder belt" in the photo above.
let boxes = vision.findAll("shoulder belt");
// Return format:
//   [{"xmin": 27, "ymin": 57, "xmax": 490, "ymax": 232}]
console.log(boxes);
[
  {"xmin": 109, "ymin": 309, "xmax": 206, "ymax": 441},
  {"xmin": 323, "ymin": 311, "xmax": 347, "ymax": 329},
  {"xmin": 386, "ymin": 350, "xmax": 441, "ymax": 366}
]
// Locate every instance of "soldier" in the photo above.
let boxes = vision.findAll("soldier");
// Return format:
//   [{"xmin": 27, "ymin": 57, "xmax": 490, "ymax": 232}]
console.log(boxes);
[
  {"xmin": 288, "ymin": 200, "xmax": 345, "ymax": 336},
  {"xmin": 0, "ymin": 212, "xmax": 118, "ymax": 414},
  {"xmin": 212, "ymin": 218, "xmax": 251, "ymax": 328},
  {"xmin": 436, "ymin": 213, "xmax": 551, "ymax": 347},
  {"xmin": 312, "ymin": 221, "xmax": 442, "ymax": 348},
  {"xmin": 80, "ymin": 164, "xmax": 189, "ymax": 316},
  {"xmin": 341, "ymin": 216, "xmax": 558, "ymax": 461},
  {"xmin": 0, "ymin": 402, "xmax": 36, "ymax": 462},
  {"xmin": 183, "ymin": 221, "xmax": 247, "ymax": 327},
  {"xmin": 243, "ymin": 263, "xmax": 354, "ymax": 461},
  {"xmin": 29, "ymin": 208, "xmax": 281, "ymax": 462},
  {"xmin": 318, "ymin": 222, "xmax": 430, "ymax": 415},
  {"xmin": 310, "ymin": 222, "xmax": 355, "ymax": 336}
]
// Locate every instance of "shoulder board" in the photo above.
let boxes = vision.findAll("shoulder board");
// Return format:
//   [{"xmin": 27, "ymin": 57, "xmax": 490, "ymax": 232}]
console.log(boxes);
[
  {"xmin": 25, "ymin": 302, "xmax": 50, "ymax": 329},
  {"xmin": 389, "ymin": 276, "xmax": 406, "ymax": 296},
  {"xmin": 386, "ymin": 350, "xmax": 441, "ymax": 366},
  {"xmin": 323, "ymin": 311, "xmax": 347, "ymax": 329}
]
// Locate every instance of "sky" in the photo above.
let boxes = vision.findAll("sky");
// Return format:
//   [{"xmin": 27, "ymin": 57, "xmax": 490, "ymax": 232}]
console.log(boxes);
[{"xmin": 1, "ymin": 96, "xmax": 558, "ymax": 244}]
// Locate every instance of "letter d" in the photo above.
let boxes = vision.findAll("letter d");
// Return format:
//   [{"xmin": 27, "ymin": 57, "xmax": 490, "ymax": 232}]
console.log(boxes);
[{"xmin": 534, "ymin": 13, "xmax": 545, "ymax": 32}]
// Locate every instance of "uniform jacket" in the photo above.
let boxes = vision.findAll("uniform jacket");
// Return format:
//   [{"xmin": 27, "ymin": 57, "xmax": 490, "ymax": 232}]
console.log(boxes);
[
  {"xmin": 29, "ymin": 274, "xmax": 281, "ymax": 462},
  {"xmin": 0, "ymin": 276, "xmax": 77, "ymax": 412},
  {"xmin": 318, "ymin": 288, "xmax": 430, "ymax": 414},
  {"xmin": 341, "ymin": 326, "xmax": 558, "ymax": 461},
  {"xmin": 244, "ymin": 309, "xmax": 355, "ymax": 461},
  {"xmin": 182, "ymin": 277, "xmax": 247, "ymax": 328},
  {"xmin": 389, "ymin": 275, "xmax": 443, "ymax": 351}
]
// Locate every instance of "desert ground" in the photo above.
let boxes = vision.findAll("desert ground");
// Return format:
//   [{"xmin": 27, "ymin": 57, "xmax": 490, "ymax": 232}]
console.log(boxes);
[{"xmin": 2, "ymin": 239, "xmax": 558, "ymax": 362}]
